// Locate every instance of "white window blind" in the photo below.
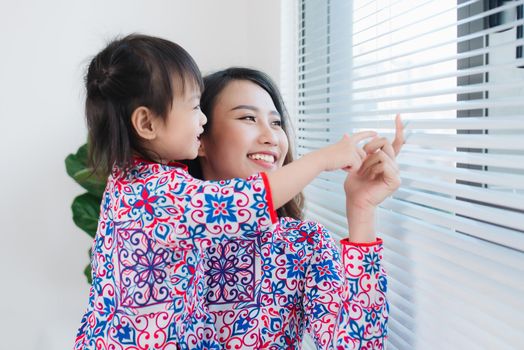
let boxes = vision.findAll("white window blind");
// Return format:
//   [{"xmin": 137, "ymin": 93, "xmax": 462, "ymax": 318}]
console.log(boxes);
[{"xmin": 286, "ymin": 0, "xmax": 524, "ymax": 349}]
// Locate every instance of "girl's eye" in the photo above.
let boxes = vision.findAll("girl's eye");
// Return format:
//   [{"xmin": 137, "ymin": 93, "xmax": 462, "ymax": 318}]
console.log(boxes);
[
  {"xmin": 193, "ymin": 105, "xmax": 201, "ymax": 110},
  {"xmin": 272, "ymin": 120, "xmax": 282, "ymax": 127}
]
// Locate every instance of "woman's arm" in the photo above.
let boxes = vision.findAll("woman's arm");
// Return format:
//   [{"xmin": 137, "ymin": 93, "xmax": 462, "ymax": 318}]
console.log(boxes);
[
  {"xmin": 304, "ymin": 116, "xmax": 404, "ymax": 347},
  {"xmin": 301, "ymin": 222, "xmax": 387, "ymax": 349},
  {"xmin": 345, "ymin": 115, "xmax": 404, "ymax": 243},
  {"xmin": 334, "ymin": 238, "xmax": 388, "ymax": 349}
]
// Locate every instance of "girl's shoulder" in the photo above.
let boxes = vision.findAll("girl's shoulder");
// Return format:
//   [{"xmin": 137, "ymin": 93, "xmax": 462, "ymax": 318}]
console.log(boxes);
[{"xmin": 113, "ymin": 159, "xmax": 193, "ymax": 182}]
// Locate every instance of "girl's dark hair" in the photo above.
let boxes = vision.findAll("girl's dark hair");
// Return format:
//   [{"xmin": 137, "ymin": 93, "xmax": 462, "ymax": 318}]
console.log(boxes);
[
  {"xmin": 186, "ymin": 67, "xmax": 304, "ymax": 220},
  {"xmin": 85, "ymin": 33, "xmax": 203, "ymax": 175}
]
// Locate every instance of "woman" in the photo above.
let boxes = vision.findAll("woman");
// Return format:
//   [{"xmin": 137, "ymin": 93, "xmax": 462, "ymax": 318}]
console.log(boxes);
[{"xmin": 187, "ymin": 67, "xmax": 403, "ymax": 349}]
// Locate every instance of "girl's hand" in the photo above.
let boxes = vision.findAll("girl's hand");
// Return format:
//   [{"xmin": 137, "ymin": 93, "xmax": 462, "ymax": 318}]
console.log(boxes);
[
  {"xmin": 344, "ymin": 115, "xmax": 404, "ymax": 210},
  {"xmin": 319, "ymin": 131, "xmax": 377, "ymax": 172}
]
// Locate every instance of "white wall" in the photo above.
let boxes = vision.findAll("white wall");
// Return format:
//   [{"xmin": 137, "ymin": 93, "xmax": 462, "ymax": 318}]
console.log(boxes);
[{"xmin": 0, "ymin": 1, "xmax": 281, "ymax": 348}]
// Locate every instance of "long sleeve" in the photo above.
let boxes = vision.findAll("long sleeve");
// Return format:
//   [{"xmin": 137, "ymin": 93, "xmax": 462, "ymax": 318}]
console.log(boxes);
[
  {"xmin": 303, "ymin": 224, "xmax": 388, "ymax": 350},
  {"xmin": 334, "ymin": 239, "xmax": 388, "ymax": 349}
]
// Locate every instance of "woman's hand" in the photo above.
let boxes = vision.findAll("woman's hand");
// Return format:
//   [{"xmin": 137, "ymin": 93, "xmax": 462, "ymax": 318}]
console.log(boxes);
[{"xmin": 345, "ymin": 115, "xmax": 404, "ymax": 211}]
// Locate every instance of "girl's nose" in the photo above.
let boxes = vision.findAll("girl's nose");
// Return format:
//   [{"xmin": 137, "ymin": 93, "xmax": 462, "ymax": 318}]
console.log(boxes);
[{"xmin": 200, "ymin": 111, "xmax": 207, "ymax": 126}]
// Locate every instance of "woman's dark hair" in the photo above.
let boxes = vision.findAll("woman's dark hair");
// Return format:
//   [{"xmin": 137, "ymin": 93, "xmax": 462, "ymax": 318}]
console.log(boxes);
[
  {"xmin": 186, "ymin": 67, "xmax": 304, "ymax": 220},
  {"xmin": 85, "ymin": 33, "xmax": 203, "ymax": 175}
]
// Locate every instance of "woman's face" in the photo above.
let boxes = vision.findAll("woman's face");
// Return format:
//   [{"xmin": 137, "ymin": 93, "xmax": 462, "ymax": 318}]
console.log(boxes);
[{"xmin": 199, "ymin": 79, "xmax": 289, "ymax": 180}]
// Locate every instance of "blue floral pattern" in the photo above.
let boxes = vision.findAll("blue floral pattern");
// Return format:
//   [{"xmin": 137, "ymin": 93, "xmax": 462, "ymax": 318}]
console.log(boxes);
[
  {"xmin": 74, "ymin": 159, "xmax": 274, "ymax": 350},
  {"xmin": 75, "ymin": 159, "xmax": 388, "ymax": 349},
  {"xmin": 205, "ymin": 217, "xmax": 388, "ymax": 349},
  {"xmin": 204, "ymin": 193, "xmax": 237, "ymax": 224}
]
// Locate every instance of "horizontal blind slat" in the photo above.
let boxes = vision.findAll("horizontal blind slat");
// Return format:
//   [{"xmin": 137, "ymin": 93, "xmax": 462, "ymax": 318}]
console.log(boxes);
[
  {"xmin": 297, "ymin": 80, "xmax": 524, "ymax": 105},
  {"xmin": 401, "ymin": 148, "xmax": 524, "ymax": 170},
  {"xmin": 298, "ymin": 0, "xmax": 496, "ymax": 63},
  {"xmin": 402, "ymin": 173, "xmax": 524, "ymax": 210},
  {"xmin": 380, "ymin": 227, "xmax": 521, "ymax": 348},
  {"xmin": 353, "ymin": 0, "xmax": 524, "ymax": 54},
  {"xmin": 381, "ymin": 228, "xmax": 524, "ymax": 315},
  {"xmin": 306, "ymin": 182, "xmax": 524, "ymax": 253},
  {"xmin": 393, "ymin": 187, "xmax": 524, "ymax": 235},
  {"xmin": 299, "ymin": 144, "xmax": 524, "ymax": 170},
  {"xmin": 378, "ymin": 211, "xmax": 524, "ymax": 288},
  {"xmin": 398, "ymin": 159, "xmax": 524, "ymax": 189},
  {"xmin": 353, "ymin": 0, "xmax": 408, "ymax": 24},
  {"xmin": 297, "ymin": 96, "xmax": 524, "ymax": 114},
  {"xmin": 380, "ymin": 197, "xmax": 524, "ymax": 260},
  {"xmin": 296, "ymin": 133, "xmax": 524, "ymax": 150},
  {"xmin": 353, "ymin": 0, "xmax": 473, "ymax": 36},
  {"xmin": 297, "ymin": 59, "xmax": 524, "ymax": 94},
  {"xmin": 298, "ymin": 1, "xmax": 524, "ymax": 348},
  {"xmin": 301, "ymin": 116, "xmax": 524, "ymax": 130},
  {"xmin": 298, "ymin": 17, "xmax": 523, "ymax": 72}
]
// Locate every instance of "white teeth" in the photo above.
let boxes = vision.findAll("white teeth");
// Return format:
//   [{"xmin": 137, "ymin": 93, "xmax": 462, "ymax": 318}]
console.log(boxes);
[{"xmin": 248, "ymin": 153, "xmax": 275, "ymax": 163}]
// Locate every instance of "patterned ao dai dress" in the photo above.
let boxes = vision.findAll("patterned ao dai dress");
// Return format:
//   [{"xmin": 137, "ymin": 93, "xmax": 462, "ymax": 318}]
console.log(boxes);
[
  {"xmin": 205, "ymin": 218, "xmax": 387, "ymax": 350},
  {"xmin": 74, "ymin": 158, "xmax": 388, "ymax": 350}
]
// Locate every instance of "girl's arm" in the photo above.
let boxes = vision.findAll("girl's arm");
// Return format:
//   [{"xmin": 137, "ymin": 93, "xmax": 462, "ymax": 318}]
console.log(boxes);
[
  {"xmin": 141, "ymin": 131, "xmax": 378, "ymax": 250},
  {"xmin": 267, "ymin": 131, "xmax": 376, "ymax": 209},
  {"xmin": 140, "ymin": 129, "xmax": 375, "ymax": 251}
]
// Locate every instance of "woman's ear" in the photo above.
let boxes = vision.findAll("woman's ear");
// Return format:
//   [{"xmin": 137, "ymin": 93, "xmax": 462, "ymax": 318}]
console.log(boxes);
[{"xmin": 131, "ymin": 106, "xmax": 157, "ymax": 140}]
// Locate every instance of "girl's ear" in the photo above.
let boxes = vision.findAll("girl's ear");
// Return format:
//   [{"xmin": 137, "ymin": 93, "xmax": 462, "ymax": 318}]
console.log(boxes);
[{"xmin": 131, "ymin": 106, "xmax": 157, "ymax": 140}]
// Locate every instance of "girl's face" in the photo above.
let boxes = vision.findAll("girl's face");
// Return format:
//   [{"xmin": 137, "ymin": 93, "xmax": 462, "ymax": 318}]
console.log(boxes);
[
  {"xmin": 152, "ymin": 85, "xmax": 207, "ymax": 162},
  {"xmin": 199, "ymin": 80, "xmax": 289, "ymax": 180}
]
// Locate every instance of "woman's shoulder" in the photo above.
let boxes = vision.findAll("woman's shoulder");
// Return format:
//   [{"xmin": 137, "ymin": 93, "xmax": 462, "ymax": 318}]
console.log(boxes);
[
  {"xmin": 278, "ymin": 216, "xmax": 327, "ymax": 231},
  {"xmin": 277, "ymin": 216, "xmax": 336, "ymax": 246}
]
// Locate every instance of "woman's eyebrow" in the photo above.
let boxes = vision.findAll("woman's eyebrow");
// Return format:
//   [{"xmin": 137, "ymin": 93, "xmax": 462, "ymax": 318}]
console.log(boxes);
[
  {"xmin": 230, "ymin": 105, "xmax": 258, "ymax": 112},
  {"xmin": 231, "ymin": 105, "xmax": 280, "ymax": 116}
]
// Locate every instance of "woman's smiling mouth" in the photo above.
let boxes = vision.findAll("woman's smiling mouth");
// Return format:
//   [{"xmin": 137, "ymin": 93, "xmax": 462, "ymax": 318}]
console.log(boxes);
[{"xmin": 247, "ymin": 152, "xmax": 277, "ymax": 165}]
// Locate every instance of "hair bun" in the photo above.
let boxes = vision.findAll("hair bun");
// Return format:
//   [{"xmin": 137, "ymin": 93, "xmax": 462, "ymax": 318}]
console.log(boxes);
[{"xmin": 91, "ymin": 66, "xmax": 114, "ymax": 97}]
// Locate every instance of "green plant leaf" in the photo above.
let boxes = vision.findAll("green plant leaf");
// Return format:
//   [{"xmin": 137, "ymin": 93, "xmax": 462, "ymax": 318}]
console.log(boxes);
[
  {"xmin": 72, "ymin": 168, "xmax": 106, "ymax": 198},
  {"xmin": 72, "ymin": 193, "xmax": 101, "ymax": 238},
  {"xmin": 84, "ymin": 263, "xmax": 92, "ymax": 284},
  {"xmin": 85, "ymin": 248, "xmax": 93, "ymax": 285},
  {"xmin": 67, "ymin": 144, "xmax": 103, "ymax": 285},
  {"xmin": 65, "ymin": 143, "xmax": 106, "ymax": 197},
  {"xmin": 65, "ymin": 144, "xmax": 88, "ymax": 176}
]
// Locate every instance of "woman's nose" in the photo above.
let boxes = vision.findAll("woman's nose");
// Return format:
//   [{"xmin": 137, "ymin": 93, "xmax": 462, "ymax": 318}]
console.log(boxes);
[{"xmin": 259, "ymin": 123, "xmax": 278, "ymax": 145}]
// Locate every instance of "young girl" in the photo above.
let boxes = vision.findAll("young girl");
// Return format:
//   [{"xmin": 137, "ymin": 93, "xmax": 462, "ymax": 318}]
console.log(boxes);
[{"xmin": 74, "ymin": 34, "xmax": 375, "ymax": 350}]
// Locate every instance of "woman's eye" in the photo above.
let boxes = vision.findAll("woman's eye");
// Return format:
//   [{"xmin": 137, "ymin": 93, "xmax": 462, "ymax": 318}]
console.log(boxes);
[
  {"xmin": 272, "ymin": 120, "xmax": 282, "ymax": 127},
  {"xmin": 240, "ymin": 116, "xmax": 256, "ymax": 122}
]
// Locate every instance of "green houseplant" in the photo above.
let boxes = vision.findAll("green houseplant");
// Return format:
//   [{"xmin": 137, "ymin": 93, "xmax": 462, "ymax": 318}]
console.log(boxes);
[{"xmin": 65, "ymin": 143, "xmax": 106, "ymax": 284}]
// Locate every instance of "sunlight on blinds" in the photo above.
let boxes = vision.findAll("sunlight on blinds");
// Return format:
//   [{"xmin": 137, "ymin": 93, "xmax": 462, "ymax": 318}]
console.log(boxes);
[{"xmin": 293, "ymin": 0, "xmax": 524, "ymax": 349}]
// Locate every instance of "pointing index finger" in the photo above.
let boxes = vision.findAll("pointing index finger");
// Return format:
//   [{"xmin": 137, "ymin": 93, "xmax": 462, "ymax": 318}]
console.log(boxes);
[{"xmin": 392, "ymin": 114, "xmax": 405, "ymax": 156}]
